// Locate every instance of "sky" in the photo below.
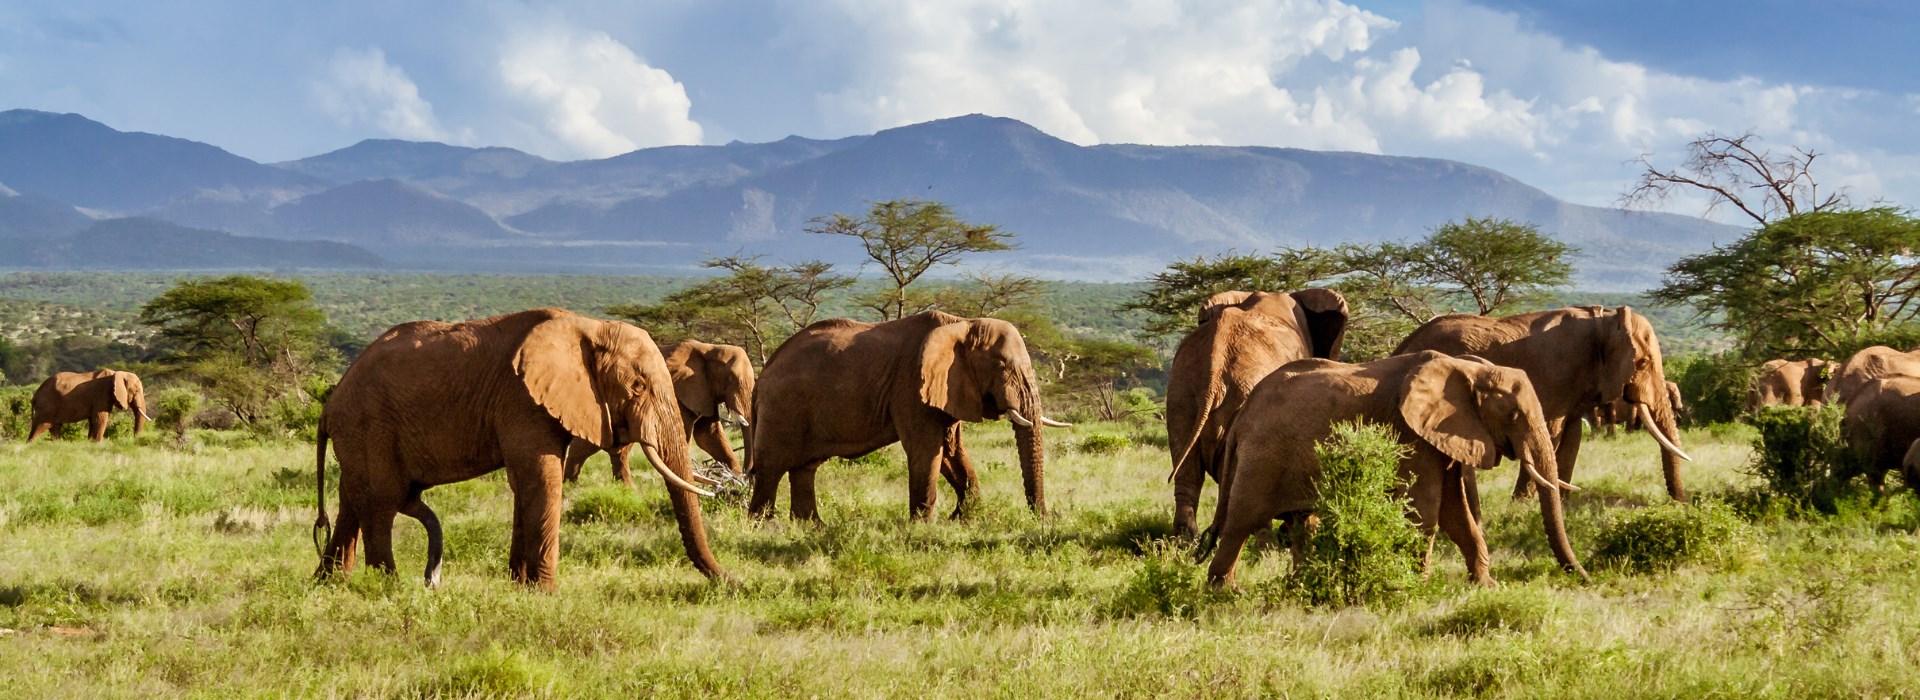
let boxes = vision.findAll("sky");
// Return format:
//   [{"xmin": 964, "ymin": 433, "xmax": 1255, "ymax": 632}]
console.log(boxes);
[{"xmin": 3, "ymin": 0, "xmax": 1916, "ymax": 219}]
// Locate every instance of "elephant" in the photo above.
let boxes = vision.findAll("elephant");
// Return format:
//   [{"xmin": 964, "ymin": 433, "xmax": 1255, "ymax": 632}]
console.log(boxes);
[
  {"xmin": 1748, "ymin": 358, "xmax": 1831, "ymax": 410},
  {"xmin": 747, "ymin": 310, "xmax": 1065, "ymax": 521},
  {"xmin": 1394, "ymin": 306, "xmax": 1692, "ymax": 501},
  {"xmin": 1840, "ymin": 375, "xmax": 1920, "ymax": 494},
  {"xmin": 1826, "ymin": 346, "xmax": 1920, "ymax": 405},
  {"xmin": 312, "ymin": 308, "xmax": 724, "ymax": 589},
  {"xmin": 1199, "ymin": 351, "xmax": 1585, "ymax": 587},
  {"xmin": 563, "ymin": 340, "xmax": 755, "ymax": 485},
  {"xmin": 1165, "ymin": 288, "xmax": 1348, "ymax": 538},
  {"xmin": 27, "ymin": 369, "xmax": 150, "ymax": 442}
]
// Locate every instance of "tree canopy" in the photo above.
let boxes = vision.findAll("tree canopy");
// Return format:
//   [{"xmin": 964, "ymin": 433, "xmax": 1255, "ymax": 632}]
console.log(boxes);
[
  {"xmin": 137, "ymin": 275, "xmax": 338, "ymax": 423},
  {"xmin": 608, "ymin": 255, "xmax": 851, "ymax": 365},
  {"xmin": 807, "ymin": 199, "xmax": 1016, "ymax": 320}
]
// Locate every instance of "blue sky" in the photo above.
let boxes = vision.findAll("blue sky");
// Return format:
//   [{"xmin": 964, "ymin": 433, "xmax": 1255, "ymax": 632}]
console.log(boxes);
[{"xmin": 3, "ymin": 0, "xmax": 1915, "ymax": 217}]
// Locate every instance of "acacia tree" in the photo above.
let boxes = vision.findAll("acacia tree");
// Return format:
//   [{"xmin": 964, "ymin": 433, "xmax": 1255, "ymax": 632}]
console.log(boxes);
[
  {"xmin": 1122, "ymin": 249, "xmax": 1343, "ymax": 337},
  {"xmin": 807, "ymin": 199, "xmax": 1016, "ymax": 320},
  {"xmin": 1408, "ymin": 217, "xmax": 1575, "ymax": 316},
  {"xmin": 1651, "ymin": 207, "xmax": 1920, "ymax": 359},
  {"xmin": 138, "ymin": 275, "xmax": 337, "ymax": 423},
  {"xmin": 1624, "ymin": 130, "xmax": 1848, "ymax": 226},
  {"xmin": 608, "ymin": 254, "xmax": 851, "ymax": 365}
]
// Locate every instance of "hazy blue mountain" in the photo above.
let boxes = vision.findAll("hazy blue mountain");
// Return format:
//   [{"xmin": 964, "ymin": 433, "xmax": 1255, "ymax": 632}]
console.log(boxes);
[
  {"xmin": 0, "ymin": 187, "xmax": 92, "ymax": 239},
  {"xmin": 0, "ymin": 109, "xmax": 321, "ymax": 214},
  {"xmin": 7, "ymin": 217, "xmax": 382, "ymax": 269},
  {"xmin": 274, "ymin": 139, "xmax": 552, "ymax": 195},
  {"xmin": 270, "ymin": 179, "xmax": 520, "ymax": 247}
]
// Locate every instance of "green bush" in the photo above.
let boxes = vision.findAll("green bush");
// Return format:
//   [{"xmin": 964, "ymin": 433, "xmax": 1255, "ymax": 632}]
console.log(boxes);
[
  {"xmin": 1109, "ymin": 543, "xmax": 1210, "ymax": 619},
  {"xmin": 1593, "ymin": 501, "xmax": 1750, "ymax": 573},
  {"xmin": 1285, "ymin": 420, "xmax": 1423, "ymax": 607},
  {"xmin": 1076, "ymin": 433, "xmax": 1132, "ymax": 455},
  {"xmin": 1668, "ymin": 351, "xmax": 1752, "ymax": 427},
  {"xmin": 1746, "ymin": 405, "xmax": 1857, "ymax": 512},
  {"xmin": 152, "ymin": 387, "xmax": 203, "ymax": 442},
  {"xmin": 0, "ymin": 385, "xmax": 34, "ymax": 440}
]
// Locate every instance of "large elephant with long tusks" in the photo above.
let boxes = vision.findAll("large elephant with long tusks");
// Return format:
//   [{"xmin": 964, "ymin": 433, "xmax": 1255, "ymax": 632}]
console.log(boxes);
[
  {"xmin": 27, "ymin": 369, "xmax": 150, "ymax": 442},
  {"xmin": 1395, "ymin": 305, "xmax": 1692, "ymax": 501},
  {"xmin": 747, "ymin": 310, "xmax": 1066, "ymax": 522},
  {"xmin": 564, "ymin": 339, "xmax": 756, "ymax": 485}
]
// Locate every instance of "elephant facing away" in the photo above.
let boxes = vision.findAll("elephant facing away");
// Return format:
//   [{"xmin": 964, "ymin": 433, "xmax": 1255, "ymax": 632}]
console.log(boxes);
[
  {"xmin": 1395, "ymin": 306, "xmax": 1692, "ymax": 501},
  {"xmin": 1841, "ymin": 375, "xmax": 1920, "ymax": 494},
  {"xmin": 1827, "ymin": 346, "xmax": 1920, "ymax": 405},
  {"xmin": 564, "ymin": 340, "xmax": 755, "ymax": 485},
  {"xmin": 1165, "ymin": 288, "xmax": 1348, "ymax": 538},
  {"xmin": 748, "ymin": 310, "xmax": 1065, "ymax": 521},
  {"xmin": 313, "ymin": 308, "xmax": 724, "ymax": 589},
  {"xmin": 1200, "ymin": 352, "xmax": 1585, "ymax": 588},
  {"xmin": 1748, "ymin": 358, "xmax": 1831, "ymax": 410},
  {"xmin": 28, "ymin": 369, "xmax": 149, "ymax": 442}
]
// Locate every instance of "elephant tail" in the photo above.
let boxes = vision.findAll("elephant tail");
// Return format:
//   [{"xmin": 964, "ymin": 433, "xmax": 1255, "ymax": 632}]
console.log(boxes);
[
  {"xmin": 312, "ymin": 421, "xmax": 331, "ymax": 558},
  {"xmin": 1166, "ymin": 391, "xmax": 1217, "ymax": 485}
]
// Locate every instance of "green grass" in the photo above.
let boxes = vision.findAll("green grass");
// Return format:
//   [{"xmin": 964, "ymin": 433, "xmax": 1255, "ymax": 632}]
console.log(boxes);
[{"xmin": 5, "ymin": 421, "xmax": 1920, "ymax": 697}]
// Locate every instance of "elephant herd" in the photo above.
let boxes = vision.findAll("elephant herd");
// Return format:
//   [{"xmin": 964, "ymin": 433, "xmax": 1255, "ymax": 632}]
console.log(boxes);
[
  {"xmin": 32, "ymin": 297, "xmax": 1917, "ymax": 594},
  {"xmin": 1748, "ymin": 347, "xmax": 1920, "ymax": 495}
]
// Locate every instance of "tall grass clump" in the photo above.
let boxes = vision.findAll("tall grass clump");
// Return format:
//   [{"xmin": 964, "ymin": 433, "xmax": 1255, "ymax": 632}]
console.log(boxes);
[
  {"xmin": 1594, "ymin": 501, "xmax": 1752, "ymax": 573},
  {"xmin": 1746, "ymin": 405, "xmax": 1856, "ymax": 512},
  {"xmin": 1285, "ymin": 420, "xmax": 1423, "ymax": 607}
]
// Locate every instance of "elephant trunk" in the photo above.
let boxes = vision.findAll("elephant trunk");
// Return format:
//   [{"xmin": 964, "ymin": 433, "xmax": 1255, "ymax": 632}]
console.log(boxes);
[
  {"xmin": 131, "ymin": 397, "xmax": 149, "ymax": 435},
  {"xmin": 1640, "ymin": 398, "xmax": 1689, "ymax": 501},
  {"xmin": 1526, "ymin": 427, "xmax": 1588, "ymax": 581},
  {"xmin": 640, "ymin": 402, "xmax": 727, "ymax": 580}
]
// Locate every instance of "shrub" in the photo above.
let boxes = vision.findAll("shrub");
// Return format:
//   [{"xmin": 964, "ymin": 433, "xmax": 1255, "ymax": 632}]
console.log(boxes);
[
  {"xmin": 1109, "ymin": 543, "xmax": 1210, "ymax": 619},
  {"xmin": 1593, "ymin": 501, "xmax": 1751, "ymax": 573},
  {"xmin": 0, "ymin": 385, "xmax": 32, "ymax": 440},
  {"xmin": 152, "ymin": 387, "xmax": 203, "ymax": 442},
  {"xmin": 1285, "ymin": 420, "xmax": 1423, "ymax": 607},
  {"xmin": 1667, "ymin": 351, "xmax": 1752, "ymax": 427},
  {"xmin": 1746, "ymin": 404, "xmax": 1856, "ymax": 512},
  {"xmin": 1076, "ymin": 433, "xmax": 1132, "ymax": 455}
]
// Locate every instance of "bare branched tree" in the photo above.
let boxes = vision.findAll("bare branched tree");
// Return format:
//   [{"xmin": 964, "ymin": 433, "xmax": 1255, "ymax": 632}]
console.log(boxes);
[{"xmin": 1624, "ymin": 130, "xmax": 1847, "ymax": 226}]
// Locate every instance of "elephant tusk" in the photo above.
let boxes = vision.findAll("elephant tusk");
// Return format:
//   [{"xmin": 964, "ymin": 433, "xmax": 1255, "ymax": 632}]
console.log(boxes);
[
  {"xmin": 139, "ymin": 409, "xmax": 153, "ymax": 421},
  {"xmin": 1557, "ymin": 480, "xmax": 1583, "ymax": 492},
  {"xmin": 640, "ymin": 444, "xmax": 714, "ymax": 497},
  {"xmin": 690, "ymin": 471, "xmax": 723, "ymax": 486},
  {"xmin": 1039, "ymin": 416, "xmax": 1073, "ymax": 428},
  {"xmin": 1636, "ymin": 404, "xmax": 1694, "ymax": 462},
  {"xmin": 1007, "ymin": 409, "xmax": 1036, "ymax": 427},
  {"xmin": 1520, "ymin": 459, "xmax": 1558, "ymax": 493}
]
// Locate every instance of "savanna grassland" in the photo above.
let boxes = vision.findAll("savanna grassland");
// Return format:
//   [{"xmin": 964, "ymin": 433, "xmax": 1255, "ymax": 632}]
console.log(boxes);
[{"xmin": 6, "ymin": 419, "xmax": 1920, "ymax": 698}]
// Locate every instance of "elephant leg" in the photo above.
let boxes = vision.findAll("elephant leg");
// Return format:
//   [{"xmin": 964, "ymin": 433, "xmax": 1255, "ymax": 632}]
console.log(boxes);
[
  {"xmin": 610, "ymin": 444, "xmax": 635, "ymax": 487},
  {"xmin": 748, "ymin": 463, "xmax": 785, "ymax": 519},
  {"xmin": 789, "ymin": 460, "xmax": 826, "ymax": 522},
  {"xmin": 26, "ymin": 421, "xmax": 52, "ymax": 443},
  {"xmin": 398, "ymin": 493, "xmax": 443, "ymax": 588},
  {"xmin": 506, "ymin": 450, "xmax": 565, "ymax": 589},
  {"xmin": 561, "ymin": 441, "xmax": 596, "ymax": 483},
  {"xmin": 1463, "ymin": 465, "xmax": 1484, "ymax": 524},
  {"xmin": 1438, "ymin": 468, "xmax": 1493, "ymax": 586},
  {"xmin": 1284, "ymin": 512, "xmax": 1321, "ymax": 573},
  {"xmin": 901, "ymin": 421, "xmax": 948, "ymax": 521},
  {"xmin": 89, "ymin": 412, "xmax": 109, "ymax": 442},
  {"xmin": 691, "ymin": 418, "xmax": 742, "ymax": 475},
  {"xmin": 941, "ymin": 424, "xmax": 979, "ymax": 519},
  {"xmin": 360, "ymin": 505, "xmax": 401, "ymax": 575},
  {"xmin": 1407, "ymin": 465, "xmax": 1445, "ymax": 576},
  {"xmin": 316, "ymin": 505, "xmax": 363, "ymax": 578},
  {"xmin": 1172, "ymin": 449, "xmax": 1212, "ymax": 539}
]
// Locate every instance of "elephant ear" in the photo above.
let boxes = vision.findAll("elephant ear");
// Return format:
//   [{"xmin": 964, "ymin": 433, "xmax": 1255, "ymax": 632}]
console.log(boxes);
[
  {"xmin": 1399, "ymin": 357, "xmax": 1499, "ymax": 470},
  {"xmin": 666, "ymin": 344, "xmax": 716, "ymax": 418},
  {"xmin": 1289, "ymin": 288, "xmax": 1349, "ymax": 361},
  {"xmin": 920, "ymin": 320, "xmax": 985, "ymax": 422},
  {"xmin": 111, "ymin": 372, "xmax": 132, "ymax": 409},
  {"xmin": 1197, "ymin": 291, "xmax": 1253, "ymax": 326},
  {"xmin": 515, "ymin": 316, "xmax": 613, "ymax": 449}
]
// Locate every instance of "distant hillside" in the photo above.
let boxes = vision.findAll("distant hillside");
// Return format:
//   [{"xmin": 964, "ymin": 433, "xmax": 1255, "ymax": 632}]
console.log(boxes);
[
  {"xmin": 5, "ymin": 217, "xmax": 382, "ymax": 270},
  {"xmin": 0, "ymin": 187, "xmax": 92, "ymax": 239},
  {"xmin": 0, "ymin": 108, "xmax": 1741, "ymax": 287}
]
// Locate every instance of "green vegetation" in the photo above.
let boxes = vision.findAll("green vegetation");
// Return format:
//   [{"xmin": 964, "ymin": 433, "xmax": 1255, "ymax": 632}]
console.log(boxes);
[
  {"xmin": 1592, "ymin": 501, "xmax": 1753, "ymax": 573},
  {"xmin": 1284, "ymin": 421, "xmax": 1423, "ymax": 607},
  {"xmin": 1744, "ymin": 405, "xmax": 1858, "ymax": 512},
  {"xmin": 6, "ymin": 421, "xmax": 1920, "ymax": 694}
]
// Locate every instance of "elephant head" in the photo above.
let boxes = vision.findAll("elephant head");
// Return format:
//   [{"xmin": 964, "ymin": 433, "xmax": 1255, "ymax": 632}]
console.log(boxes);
[
  {"xmin": 109, "ymin": 370, "xmax": 149, "ymax": 435},
  {"xmin": 921, "ymin": 317, "xmax": 1060, "ymax": 514},
  {"xmin": 669, "ymin": 342, "xmax": 755, "ymax": 427},
  {"xmin": 1400, "ymin": 354, "xmax": 1584, "ymax": 575},
  {"xmin": 1595, "ymin": 306, "xmax": 1692, "ymax": 466},
  {"xmin": 1197, "ymin": 289, "xmax": 1349, "ymax": 360},
  {"xmin": 516, "ymin": 318, "xmax": 711, "ymax": 497}
]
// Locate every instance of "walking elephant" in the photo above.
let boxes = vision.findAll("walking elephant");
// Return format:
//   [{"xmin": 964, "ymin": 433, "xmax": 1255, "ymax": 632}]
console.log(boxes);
[
  {"xmin": 748, "ymin": 310, "xmax": 1065, "ymax": 521},
  {"xmin": 563, "ymin": 340, "xmax": 755, "ymax": 485},
  {"xmin": 1841, "ymin": 375, "xmax": 1920, "ymax": 494},
  {"xmin": 1395, "ymin": 306, "xmax": 1692, "ymax": 501},
  {"xmin": 1827, "ymin": 346, "xmax": 1920, "ymax": 405},
  {"xmin": 312, "ymin": 308, "xmax": 725, "ymax": 589},
  {"xmin": 27, "ymin": 369, "xmax": 150, "ymax": 442},
  {"xmin": 1748, "ymin": 358, "xmax": 1831, "ymax": 410},
  {"xmin": 1166, "ymin": 288, "xmax": 1348, "ymax": 537},
  {"xmin": 1199, "ymin": 352, "xmax": 1585, "ymax": 587}
]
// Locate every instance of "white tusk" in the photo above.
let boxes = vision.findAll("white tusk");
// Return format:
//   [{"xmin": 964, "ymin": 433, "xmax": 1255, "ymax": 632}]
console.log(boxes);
[
  {"xmin": 1520, "ymin": 459, "xmax": 1557, "ymax": 492},
  {"xmin": 139, "ymin": 409, "xmax": 153, "ymax": 421},
  {"xmin": 691, "ymin": 471, "xmax": 723, "ymax": 486},
  {"xmin": 1007, "ymin": 409, "xmax": 1035, "ymax": 427},
  {"xmin": 734, "ymin": 416, "xmax": 750, "ymax": 428},
  {"xmin": 1636, "ymin": 404, "xmax": 1694, "ymax": 462},
  {"xmin": 1039, "ymin": 416, "xmax": 1073, "ymax": 428},
  {"xmin": 640, "ymin": 444, "xmax": 715, "ymax": 497},
  {"xmin": 1557, "ymin": 480, "xmax": 1582, "ymax": 492}
]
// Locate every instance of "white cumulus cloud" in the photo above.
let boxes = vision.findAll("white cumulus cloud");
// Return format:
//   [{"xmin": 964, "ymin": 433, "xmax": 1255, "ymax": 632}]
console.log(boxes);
[
  {"xmin": 311, "ymin": 47, "xmax": 455, "ymax": 142},
  {"xmin": 497, "ymin": 25, "xmax": 703, "ymax": 159}
]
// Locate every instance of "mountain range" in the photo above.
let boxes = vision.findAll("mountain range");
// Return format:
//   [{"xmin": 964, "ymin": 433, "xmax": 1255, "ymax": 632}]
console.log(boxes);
[{"xmin": 0, "ymin": 108, "xmax": 1739, "ymax": 286}]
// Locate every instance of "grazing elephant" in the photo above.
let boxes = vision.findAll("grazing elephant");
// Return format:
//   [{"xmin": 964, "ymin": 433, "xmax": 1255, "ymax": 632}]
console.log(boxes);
[
  {"xmin": 1748, "ymin": 358, "xmax": 1831, "ymax": 410},
  {"xmin": 312, "ymin": 308, "xmax": 724, "ymax": 589},
  {"xmin": 1840, "ymin": 376, "xmax": 1920, "ymax": 494},
  {"xmin": 1200, "ymin": 352, "xmax": 1585, "ymax": 587},
  {"xmin": 1395, "ymin": 306, "xmax": 1692, "ymax": 501},
  {"xmin": 563, "ymin": 340, "xmax": 755, "ymax": 485},
  {"xmin": 27, "ymin": 369, "xmax": 150, "ymax": 442},
  {"xmin": 1827, "ymin": 346, "xmax": 1920, "ymax": 405},
  {"xmin": 748, "ymin": 310, "xmax": 1065, "ymax": 521},
  {"xmin": 1593, "ymin": 381, "xmax": 1684, "ymax": 437},
  {"xmin": 1165, "ymin": 288, "xmax": 1348, "ymax": 538}
]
